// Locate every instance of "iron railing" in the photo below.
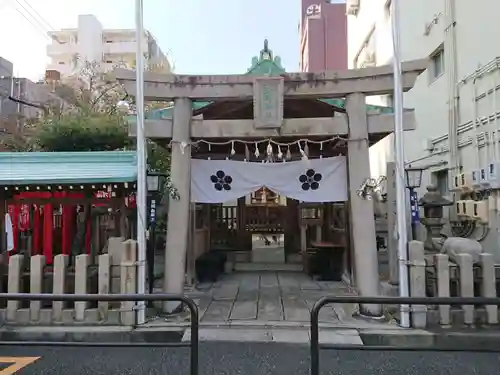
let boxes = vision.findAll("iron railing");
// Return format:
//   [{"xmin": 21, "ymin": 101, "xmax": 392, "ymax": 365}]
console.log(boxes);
[
  {"xmin": 0, "ymin": 293, "xmax": 199, "ymax": 375},
  {"xmin": 310, "ymin": 296, "xmax": 500, "ymax": 375}
]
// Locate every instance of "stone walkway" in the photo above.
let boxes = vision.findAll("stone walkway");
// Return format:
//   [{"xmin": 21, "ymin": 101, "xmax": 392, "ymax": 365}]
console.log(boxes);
[
  {"xmin": 193, "ymin": 272, "xmax": 354, "ymax": 324},
  {"xmin": 148, "ymin": 271, "xmax": 397, "ymax": 330}
]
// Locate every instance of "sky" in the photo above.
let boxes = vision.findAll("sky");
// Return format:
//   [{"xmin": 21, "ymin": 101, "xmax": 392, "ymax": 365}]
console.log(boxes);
[{"xmin": 0, "ymin": 0, "xmax": 302, "ymax": 80}]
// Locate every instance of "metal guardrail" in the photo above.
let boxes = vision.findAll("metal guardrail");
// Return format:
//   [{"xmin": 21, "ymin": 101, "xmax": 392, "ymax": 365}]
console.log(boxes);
[
  {"xmin": 310, "ymin": 296, "xmax": 500, "ymax": 375},
  {"xmin": 0, "ymin": 293, "xmax": 199, "ymax": 375}
]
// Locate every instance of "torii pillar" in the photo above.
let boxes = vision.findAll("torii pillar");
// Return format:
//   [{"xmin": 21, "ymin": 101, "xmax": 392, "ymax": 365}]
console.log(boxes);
[
  {"xmin": 345, "ymin": 93, "xmax": 382, "ymax": 317},
  {"xmin": 163, "ymin": 97, "xmax": 192, "ymax": 313}
]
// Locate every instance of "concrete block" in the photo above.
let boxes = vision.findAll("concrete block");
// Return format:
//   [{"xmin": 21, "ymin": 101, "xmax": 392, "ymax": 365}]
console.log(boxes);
[
  {"xmin": 7, "ymin": 254, "xmax": 24, "ymax": 321},
  {"xmin": 479, "ymin": 253, "xmax": 498, "ymax": 324},
  {"xmin": 52, "ymin": 254, "xmax": 69, "ymax": 322},
  {"xmin": 409, "ymin": 241, "xmax": 426, "ymax": 328},
  {"xmin": 29, "ymin": 255, "xmax": 46, "ymax": 322},
  {"xmin": 456, "ymin": 253, "xmax": 474, "ymax": 325},
  {"xmin": 98, "ymin": 254, "xmax": 111, "ymax": 320},
  {"xmin": 434, "ymin": 254, "xmax": 450, "ymax": 326},
  {"xmin": 74, "ymin": 254, "xmax": 89, "ymax": 321}
]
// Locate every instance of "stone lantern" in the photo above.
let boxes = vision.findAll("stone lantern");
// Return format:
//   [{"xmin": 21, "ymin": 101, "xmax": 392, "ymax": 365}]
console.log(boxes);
[{"xmin": 418, "ymin": 185, "xmax": 453, "ymax": 252}]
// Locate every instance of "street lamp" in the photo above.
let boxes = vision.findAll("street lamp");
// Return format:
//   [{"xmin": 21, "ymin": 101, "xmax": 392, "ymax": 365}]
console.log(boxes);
[
  {"xmin": 146, "ymin": 171, "xmax": 166, "ymax": 296},
  {"xmin": 405, "ymin": 167, "xmax": 424, "ymax": 241},
  {"xmin": 405, "ymin": 167, "xmax": 423, "ymax": 190}
]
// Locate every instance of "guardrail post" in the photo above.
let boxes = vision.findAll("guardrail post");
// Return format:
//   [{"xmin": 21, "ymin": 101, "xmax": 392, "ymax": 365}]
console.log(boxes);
[
  {"xmin": 52, "ymin": 254, "xmax": 69, "ymax": 322},
  {"xmin": 98, "ymin": 254, "xmax": 111, "ymax": 320},
  {"xmin": 456, "ymin": 253, "xmax": 474, "ymax": 325},
  {"xmin": 29, "ymin": 255, "xmax": 46, "ymax": 322},
  {"xmin": 7, "ymin": 254, "xmax": 24, "ymax": 321},
  {"xmin": 120, "ymin": 239, "xmax": 137, "ymax": 325},
  {"xmin": 74, "ymin": 254, "xmax": 89, "ymax": 321},
  {"xmin": 435, "ymin": 254, "xmax": 451, "ymax": 326},
  {"xmin": 408, "ymin": 241, "xmax": 426, "ymax": 328},
  {"xmin": 480, "ymin": 253, "xmax": 498, "ymax": 324}
]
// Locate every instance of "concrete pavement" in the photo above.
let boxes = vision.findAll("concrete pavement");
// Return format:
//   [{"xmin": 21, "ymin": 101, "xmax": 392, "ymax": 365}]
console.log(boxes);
[{"xmin": 1, "ymin": 342, "xmax": 499, "ymax": 374}]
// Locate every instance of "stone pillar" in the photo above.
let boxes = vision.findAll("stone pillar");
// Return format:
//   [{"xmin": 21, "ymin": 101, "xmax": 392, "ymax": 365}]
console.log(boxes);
[
  {"xmin": 52, "ymin": 254, "xmax": 69, "ymax": 322},
  {"xmin": 408, "ymin": 241, "xmax": 426, "ymax": 328},
  {"xmin": 74, "ymin": 254, "xmax": 89, "ymax": 321},
  {"xmin": 7, "ymin": 254, "xmax": 24, "ymax": 321},
  {"xmin": 29, "ymin": 255, "xmax": 46, "ymax": 322},
  {"xmin": 345, "ymin": 93, "xmax": 381, "ymax": 316},
  {"xmin": 456, "ymin": 253, "xmax": 474, "ymax": 325},
  {"xmin": 434, "ymin": 254, "xmax": 450, "ymax": 326},
  {"xmin": 479, "ymin": 253, "xmax": 498, "ymax": 324},
  {"xmin": 163, "ymin": 97, "xmax": 193, "ymax": 313},
  {"xmin": 121, "ymin": 239, "xmax": 137, "ymax": 325},
  {"xmin": 98, "ymin": 254, "xmax": 111, "ymax": 320}
]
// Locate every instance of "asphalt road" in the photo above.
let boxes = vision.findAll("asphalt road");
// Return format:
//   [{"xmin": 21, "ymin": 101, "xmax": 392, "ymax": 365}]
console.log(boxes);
[{"xmin": 1, "ymin": 342, "xmax": 499, "ymax": 374}]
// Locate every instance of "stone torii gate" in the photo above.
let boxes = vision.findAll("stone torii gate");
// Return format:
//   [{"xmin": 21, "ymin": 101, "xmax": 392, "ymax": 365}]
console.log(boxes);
[{"xmin": 115, "ymin": 54, "xmax": 426, "ymax": 315}]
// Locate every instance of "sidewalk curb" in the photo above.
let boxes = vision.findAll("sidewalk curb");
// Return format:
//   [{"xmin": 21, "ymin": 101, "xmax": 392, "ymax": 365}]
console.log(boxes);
[
  {"xmin": 359, "ymin": 328, "xmax": 500, "ymax": 350},
  {"xmin": 1, "ymin": 325, "xmax": 500, "ymax": 350},
  {"xmin": 0, "ymin": 326, "xmax": 185, "ymax": 343}
]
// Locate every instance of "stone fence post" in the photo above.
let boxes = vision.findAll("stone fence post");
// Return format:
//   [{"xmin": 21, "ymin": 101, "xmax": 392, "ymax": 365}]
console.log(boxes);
[
  {"xmin": 29, "ymin": 255, "xmax": 45, "ymax": 322},
  {"xmin": 456, "ymin": 253, "xmax": 474, "ymax": 325},
  {"xmin": 434, "ymin": 253, "xmax": 451, "ymax": 326},
  {"xmin": 120, "ymin": 239, "xmax": 137, "ymax": 325},
  {"xmin": 480, "ymin": 253, "xmax": 498, "ymax": 324},
  {"xmin": 6, "ymin": 254, "xmax": 24, "ymax": 321},
  {"xmin": 408, "ymin": 241, "xmax": 426, "ymax": 328},
  {"xmin": 52, "ymin": 254, "xmax": 69, "ymax": 322},
  {"xmin": 74, "ymin": 254, "xmax": 89, "ymax": 321},
  {"xmin": 98, "ymin": 253, "xmax": 111, "ymax": 320}
]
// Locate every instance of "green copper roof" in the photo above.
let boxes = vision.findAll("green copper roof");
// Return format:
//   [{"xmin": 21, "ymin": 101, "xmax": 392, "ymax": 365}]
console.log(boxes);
[
  {"xmin": 142, "ymin": 40, "xmax": 394, "ymax": 120},
  {"xmin": 0, "ymin": 151, "xmax": 137, "ymax": 186}
]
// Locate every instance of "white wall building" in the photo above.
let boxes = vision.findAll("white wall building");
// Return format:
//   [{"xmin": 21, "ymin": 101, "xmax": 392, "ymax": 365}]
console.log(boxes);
[
  {"xmin": 348, "ymin": 0, "xmax": 500, "ymax": 257},
  {"xmin": 46, "ymin": 14, "xmax": 171, "ymax": 78}
]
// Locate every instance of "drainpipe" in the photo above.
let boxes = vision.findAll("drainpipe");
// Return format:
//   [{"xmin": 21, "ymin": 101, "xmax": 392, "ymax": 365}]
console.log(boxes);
[
  {"xmin": 444, "ymin": 0, "xmax": 460, "ymax": 178},
  {"xmin": 472, "ymin": 78, "xmax": 481, "ymax": 170}
]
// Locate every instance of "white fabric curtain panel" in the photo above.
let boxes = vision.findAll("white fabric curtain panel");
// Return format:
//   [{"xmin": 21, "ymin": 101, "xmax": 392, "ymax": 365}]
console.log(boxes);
[{"xmin": 191, "ymin": 156, "xmax": 348, "ymax": 204}]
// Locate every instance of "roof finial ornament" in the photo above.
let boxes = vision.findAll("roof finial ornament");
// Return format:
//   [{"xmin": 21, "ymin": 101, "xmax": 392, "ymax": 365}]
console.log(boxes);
[{"xmin": 260, "ymin": 39, "xmax": 273, "ymax": 61}]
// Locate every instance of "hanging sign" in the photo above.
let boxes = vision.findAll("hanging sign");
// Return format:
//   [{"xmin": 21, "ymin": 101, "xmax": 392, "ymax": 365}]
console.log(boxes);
[
  {"xmin": 253, "ymin": 76, "xmax": 284, "ymax": 129},
  {"xmin": 410, "ymin": 190, "xmax": 420, "ymax": 224}
]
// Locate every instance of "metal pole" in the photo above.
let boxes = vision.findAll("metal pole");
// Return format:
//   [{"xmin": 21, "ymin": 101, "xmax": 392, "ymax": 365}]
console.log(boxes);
[
  {"xmin": 135, "ymin": 0, "xmax": 147, "ymax": 325},
  {"xmin": 390, "ymin": 0, "xmax": 411, "ymax": 328}
]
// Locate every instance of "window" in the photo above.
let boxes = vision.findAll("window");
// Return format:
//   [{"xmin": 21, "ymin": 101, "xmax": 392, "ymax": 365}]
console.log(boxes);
[{"xmin": 430, "ymin": 47, "xmax": 444, "ymax": 81}]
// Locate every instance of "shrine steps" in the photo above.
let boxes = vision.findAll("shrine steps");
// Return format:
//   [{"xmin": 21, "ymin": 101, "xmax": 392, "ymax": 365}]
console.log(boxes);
[{"xmin": 233, "ymin": 262, "xmax": 303, "ymax": 272}]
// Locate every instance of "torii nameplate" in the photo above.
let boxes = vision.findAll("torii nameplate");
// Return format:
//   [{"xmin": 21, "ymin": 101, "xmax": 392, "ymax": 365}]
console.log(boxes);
[{"xmin": 253, "ymin": 76, "xmax": 284, "ymax": 129}]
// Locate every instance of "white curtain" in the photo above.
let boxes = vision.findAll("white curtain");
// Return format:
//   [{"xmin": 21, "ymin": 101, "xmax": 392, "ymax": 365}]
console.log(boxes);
[
  {"xmin": 191, "ymin": 156, "xmax": 348, "ymax": 203},
  {"xmin": 4, "ymin": 213, "xmax": 14, "ymax": 252}
]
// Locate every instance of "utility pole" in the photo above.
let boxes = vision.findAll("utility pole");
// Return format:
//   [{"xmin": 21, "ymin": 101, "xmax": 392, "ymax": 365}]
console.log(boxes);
[{"xmin": 135, "ymin": 0, "xmax": 147, "ymax": 326}]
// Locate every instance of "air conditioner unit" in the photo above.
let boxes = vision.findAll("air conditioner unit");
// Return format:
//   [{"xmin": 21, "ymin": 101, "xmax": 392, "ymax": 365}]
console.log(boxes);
[
  {"xmin": 487, "ymin": 161, "xmax": 500, "ymax": 189},
  {"xmin": 479, "ymin": 166, "xmax": 490, "ymax": 188},
  {"xmin": 471, "ymin": 169, "xmax": 481, "ymax": 189},
  {"xmin": 456, "ymin": 200, "xmax": 467, "ymax": 216},
  {"xmin": 346, "ymin": 0, "xmax": 360, "ymax": 15},
  {"xmin": 460, "ymin": 172, "xmax": 474, "ymax": 190},
  {"xmin": 465, "ymin": 200, "xmax": 476, "ymax": 218},
  {"xmin": 472, "ymin": 201, "xmax": 488, "ymax": 223}
]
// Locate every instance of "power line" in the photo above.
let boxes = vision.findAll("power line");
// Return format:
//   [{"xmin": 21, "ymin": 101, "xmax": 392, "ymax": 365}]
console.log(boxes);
[
  {"xmin": 14, "ymin": 0, "xmax": 51, "ymax": 38},
  {"xmin": 20, "ymin": 0, "xmax": 55, "ymax": 31},
  {"xmin": 7, "ymin": 0, "xmax": 50, "ymax": 41}
]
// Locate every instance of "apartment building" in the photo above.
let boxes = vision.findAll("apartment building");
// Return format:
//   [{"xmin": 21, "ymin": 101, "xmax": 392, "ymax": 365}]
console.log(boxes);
[
  {"xmin": 299, "ymin": 0, "xmax": 348, "ymax": 72},
  {"xmin": 348, "ymin": 0, "xmax": 500, "ymax": 255},
  {"xmin": 46, "ymin": 14, "xmax": 171, "ymax": 78}
]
